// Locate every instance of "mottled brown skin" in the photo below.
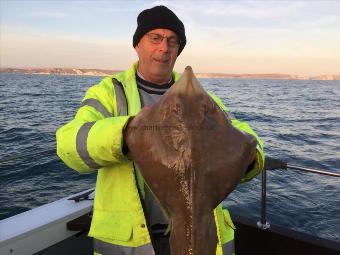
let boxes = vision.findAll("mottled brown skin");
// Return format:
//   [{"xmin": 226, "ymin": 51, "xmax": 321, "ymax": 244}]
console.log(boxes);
[{"xmin": 125, "ymin": 66, "xmax": 257, "ymax": 255}]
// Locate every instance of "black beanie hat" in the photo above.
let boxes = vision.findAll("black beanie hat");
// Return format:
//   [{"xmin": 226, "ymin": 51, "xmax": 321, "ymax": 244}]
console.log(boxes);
[{"xmin": 133, "ymin": 6, "xmax": 186, "ymax": 55}]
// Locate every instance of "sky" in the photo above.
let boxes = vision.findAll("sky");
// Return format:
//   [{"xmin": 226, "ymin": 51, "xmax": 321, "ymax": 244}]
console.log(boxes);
[{"xmin": 1, "ymin": 0, "xmax": 340, "ymax": 75}]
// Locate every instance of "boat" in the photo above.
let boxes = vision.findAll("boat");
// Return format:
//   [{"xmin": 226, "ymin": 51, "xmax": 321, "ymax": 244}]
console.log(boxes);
[
  {"xmin": 0, "ymin": 188, "xmax": 94, "ymax": 255},
  {"xmin": 1, "ymin": 158, "xmax": 340, "ymax": 255}
]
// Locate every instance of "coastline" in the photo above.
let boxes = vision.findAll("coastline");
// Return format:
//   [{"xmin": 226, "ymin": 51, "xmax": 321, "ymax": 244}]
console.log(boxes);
[{"xmin": 1, "ymin": 67, "xmax": 339, "ymax": 80}]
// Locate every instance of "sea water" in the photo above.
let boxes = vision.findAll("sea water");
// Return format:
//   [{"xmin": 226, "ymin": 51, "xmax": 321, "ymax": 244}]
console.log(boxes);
[{"xmin": 0, "ymin": 73, "xmax": 339, "ymax": 241}]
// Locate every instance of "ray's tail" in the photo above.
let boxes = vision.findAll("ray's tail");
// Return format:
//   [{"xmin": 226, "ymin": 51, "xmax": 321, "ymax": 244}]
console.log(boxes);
[{"xmin": 169, "ymin": 210, "xmax": 217, "ymax": 255}]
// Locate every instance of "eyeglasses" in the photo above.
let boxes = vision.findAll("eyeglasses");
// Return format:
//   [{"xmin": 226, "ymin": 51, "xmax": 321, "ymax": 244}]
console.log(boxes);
[{"xmin": 145, "ymin": 33, "xmax": 180, "ymax": 48}]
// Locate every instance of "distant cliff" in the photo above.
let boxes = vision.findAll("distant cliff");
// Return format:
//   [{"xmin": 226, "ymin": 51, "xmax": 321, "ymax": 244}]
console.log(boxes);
[
  {"xmin": 195, "ymin": 73, "xmax": 340, "ymax": 80},
  {"xmin": 0, "ymin": 68, "xmax": 119, "ymax": 76},
  {"xmin": 1, "ymin": 67, "xmax": 339, "ymax": 80}
]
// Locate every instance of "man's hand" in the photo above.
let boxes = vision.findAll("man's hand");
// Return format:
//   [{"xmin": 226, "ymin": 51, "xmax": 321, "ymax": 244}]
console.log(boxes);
[{"xmin": 122, "ymin": 105, "xmax": 153, "ymax": 155}]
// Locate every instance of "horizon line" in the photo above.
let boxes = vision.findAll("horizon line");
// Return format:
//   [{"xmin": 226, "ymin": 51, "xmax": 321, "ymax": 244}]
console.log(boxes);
[{"xmin": 1, "ymin": 67, "xmax": 339, "ymax": 77}]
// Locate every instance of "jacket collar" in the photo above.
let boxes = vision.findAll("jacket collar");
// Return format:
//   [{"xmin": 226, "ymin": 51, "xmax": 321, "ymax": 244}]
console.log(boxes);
[{"xmin": 112, "ymin": 61, "xmax": 181, "ymax": 115}]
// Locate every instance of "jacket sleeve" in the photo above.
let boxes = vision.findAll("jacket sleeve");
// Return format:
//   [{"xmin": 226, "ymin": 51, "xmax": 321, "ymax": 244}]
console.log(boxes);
[
  {"xmin": 209, "ymin": 93, "xmax": 265, "ymax": 182},
  {"xmin": 56, "ymin": 78, "xmax": 131, "ymax": 173}
]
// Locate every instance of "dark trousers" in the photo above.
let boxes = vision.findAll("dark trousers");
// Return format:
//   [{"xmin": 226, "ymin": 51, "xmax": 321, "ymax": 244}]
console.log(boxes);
[
  {"xmin": 151, "ymin": 234, "xmax": 170, "ymax": 255},
  {"xmin": 149, "ymin": 224, "xmax": 170, "ymax": 255}
]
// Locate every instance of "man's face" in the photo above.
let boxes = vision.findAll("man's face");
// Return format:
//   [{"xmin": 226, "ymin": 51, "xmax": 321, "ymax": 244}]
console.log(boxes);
[{"xmin": 135, "ymin": 28, "xmax": 179, "ymax": 84}]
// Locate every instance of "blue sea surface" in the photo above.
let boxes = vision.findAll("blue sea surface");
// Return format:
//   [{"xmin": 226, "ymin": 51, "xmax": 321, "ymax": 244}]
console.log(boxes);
[{"xmin": 0, "ymin": 73, "xmax": 339, "ymax": 242}]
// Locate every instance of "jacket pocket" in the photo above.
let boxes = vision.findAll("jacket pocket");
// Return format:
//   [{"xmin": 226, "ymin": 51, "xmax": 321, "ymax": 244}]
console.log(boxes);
[{"xmin": 89, "ymin": 210, "xmax": 133, "ymax": 241}]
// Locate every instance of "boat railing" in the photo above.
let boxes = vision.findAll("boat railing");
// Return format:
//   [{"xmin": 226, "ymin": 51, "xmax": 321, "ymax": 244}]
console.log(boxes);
[
  {"xmin": 259, "ymin": 157, "xmax": 340, "ymax": 230},
  {"xmin": 1, "ymin": 148, "xmax": 339, "ymax": 232}
]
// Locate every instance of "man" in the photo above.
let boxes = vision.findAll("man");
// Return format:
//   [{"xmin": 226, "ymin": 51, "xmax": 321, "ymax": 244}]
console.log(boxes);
[{"xmin": 56, "ymin": 5, "xmax": 264, "ymax": 255}]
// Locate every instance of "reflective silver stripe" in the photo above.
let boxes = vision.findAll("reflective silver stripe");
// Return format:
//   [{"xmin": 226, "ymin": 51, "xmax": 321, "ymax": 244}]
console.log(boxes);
[
  {"xmin": 76, "ymin": 122, "xmax": 101, "ymax": 169},
  {"xmin": 94, "ymin": 238, "xmax": 155, "ymax": 255},
  {"xmin": 112, "ymin": 78, "xmax": 128, "ymax": 116},
  {"xmin": 222, "ymin": 239, "xmax": 235, "ymax": 255},
  {"xmin": 81, "ymin": 98, "xmax": 111, "ymax": 118}
]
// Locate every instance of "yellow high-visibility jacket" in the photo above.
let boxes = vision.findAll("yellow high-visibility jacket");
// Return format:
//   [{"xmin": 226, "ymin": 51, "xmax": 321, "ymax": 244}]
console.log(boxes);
[{"xmin": 56, "ymin": 62, "xmax": 264, "ymax": 255}]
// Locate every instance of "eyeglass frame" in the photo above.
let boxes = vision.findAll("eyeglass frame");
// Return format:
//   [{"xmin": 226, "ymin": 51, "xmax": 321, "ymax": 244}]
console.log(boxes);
[{"xmin": 145, "ymin": 32, "xmax": 180, "ymax": 48}]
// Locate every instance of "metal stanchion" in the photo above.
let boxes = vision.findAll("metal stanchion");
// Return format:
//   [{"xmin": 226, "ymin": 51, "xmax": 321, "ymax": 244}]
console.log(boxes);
[
  {"xmin": 257, "ymin": 168, "xmax": 270, "ymax": 229},
  {"xmin": 257, "ymin": 156, "xmax": 339, "ymax": 230}
]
